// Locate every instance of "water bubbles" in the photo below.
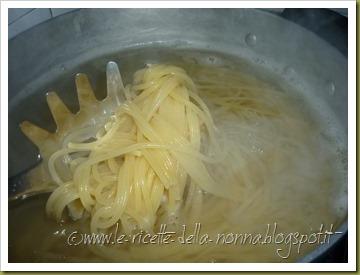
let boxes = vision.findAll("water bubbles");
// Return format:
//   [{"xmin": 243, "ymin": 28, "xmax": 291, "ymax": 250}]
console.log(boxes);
[
  {"xmin": 245, "ymin": 33, "xmax": 257, "ymax": 47},
  {"xmin": 208, "ymin": 56, "xmax": 216, "ymax": 63},
  {"xmin": 202, "ymin": 55, "xmax": 223, "ymax": 66},
  {"xmin": 145, "ymin": 61, "xmax": 156, "ymax": 67},
  {"xmin": 326, "ymin": 81, "xmax": 336, "ymax": 96},
  {"xmin": 251, "ymin": 144, "xmax": 264, "ymax": 154},
  {"xmin": 282, "ymin": 66, "xmax": 297, "ymax": 82},
  {"xmin": 21, "ymin": 194, "xmax": 28, "ymax": 200},
  {"xmin": 283, "ymin": 65, "xmax": 295, "ymax": 76},
  {"xmin": 53, "ymin": 228, "xmax": 66, "ymax": 236}
]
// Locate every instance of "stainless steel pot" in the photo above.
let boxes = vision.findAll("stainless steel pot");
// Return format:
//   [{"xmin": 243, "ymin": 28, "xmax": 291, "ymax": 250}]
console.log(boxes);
[{"xmin": 8, "ymin": 8, "xmax": 348, "ymax": 262}]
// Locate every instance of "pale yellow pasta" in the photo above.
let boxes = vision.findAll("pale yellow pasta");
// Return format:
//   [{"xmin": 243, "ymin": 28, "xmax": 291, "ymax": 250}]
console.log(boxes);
[{"xmin": 46, "ymin": 64, "xmax": 230, "ymax": 233}]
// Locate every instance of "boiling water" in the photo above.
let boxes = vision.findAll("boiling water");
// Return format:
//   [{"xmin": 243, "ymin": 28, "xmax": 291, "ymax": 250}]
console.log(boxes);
[{"xmin": 8, "ymin": 49, "xmax": 347, "ymax": 262}]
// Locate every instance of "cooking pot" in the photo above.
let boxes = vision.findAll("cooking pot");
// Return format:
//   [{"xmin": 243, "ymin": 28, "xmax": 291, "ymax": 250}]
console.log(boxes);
[{"xmin": 8, "ymin": 8, "xmax": 348, "ymax": 262}]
